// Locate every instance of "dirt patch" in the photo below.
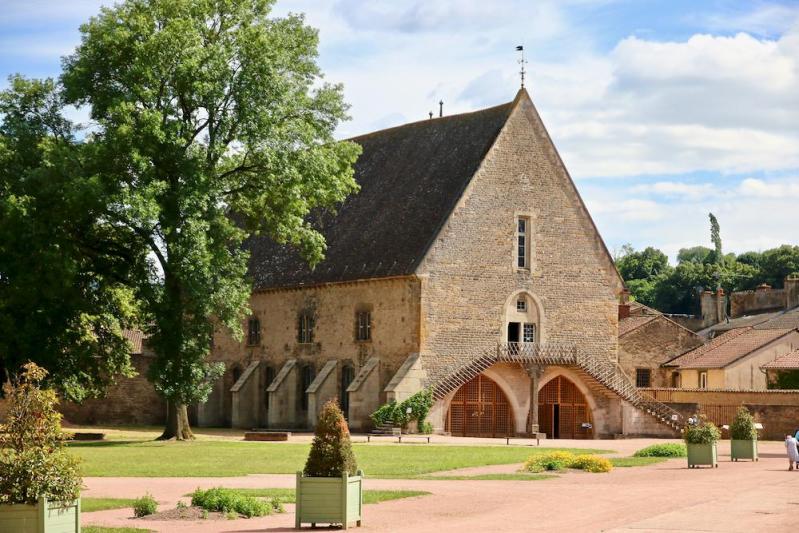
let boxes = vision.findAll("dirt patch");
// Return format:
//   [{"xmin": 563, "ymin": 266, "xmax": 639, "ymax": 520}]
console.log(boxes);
[{"xmin": 139, "ymin": 506, "xmax": 226, "ymax": 521}]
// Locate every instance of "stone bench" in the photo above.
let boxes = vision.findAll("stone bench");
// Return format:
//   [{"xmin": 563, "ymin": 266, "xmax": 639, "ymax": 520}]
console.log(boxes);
[{"xmin": 244, "ymin": 431, "xmax": 290, "ymax": 442}]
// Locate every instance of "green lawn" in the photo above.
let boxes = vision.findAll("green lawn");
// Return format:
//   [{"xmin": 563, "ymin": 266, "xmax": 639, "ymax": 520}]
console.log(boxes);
[
  {"xmin": 82, "ymin": 498, "xmax": 137, "ymax": 513},
  {"xmin": 69, "ymin": 440, "xmax": 612, "ymax": 477},
  {"xmin": 80, "ymin": 526, "xmax": 152, "ymax": 533},
  {"xmin": 609, "ymin": 457, "xmax": 668, "ymax": 468},
  {"xmin": 204, "ymin": 488, "xmax": 429, "ymax": 504}
]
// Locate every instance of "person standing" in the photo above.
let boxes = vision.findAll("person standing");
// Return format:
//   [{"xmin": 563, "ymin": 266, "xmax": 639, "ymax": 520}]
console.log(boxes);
[{"xmin": 787, "ymin": 434, "xmax": 799, "ymax": 470}]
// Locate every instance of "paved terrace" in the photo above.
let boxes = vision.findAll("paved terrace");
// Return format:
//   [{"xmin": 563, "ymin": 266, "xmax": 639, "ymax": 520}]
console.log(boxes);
[{"xmin": 81, "ymin": 436, "xmax": 797, "ymax": 532}]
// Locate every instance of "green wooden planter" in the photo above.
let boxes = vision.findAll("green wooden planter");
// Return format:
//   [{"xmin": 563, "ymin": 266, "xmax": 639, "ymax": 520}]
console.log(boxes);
[
  {"xmin": 0, "ymin": 497, "xmax": 80, "ymax": 533},
  {"xmin": 731, "ymin": 439, "xmax": 758, "ymax": 461},
  {"xmin": 687, "ymin": 442, "xmax": 718, "ymax": 468},
  {"xmin": 295, "ymin": 470, "xmax": 363, "ymax": 529}
]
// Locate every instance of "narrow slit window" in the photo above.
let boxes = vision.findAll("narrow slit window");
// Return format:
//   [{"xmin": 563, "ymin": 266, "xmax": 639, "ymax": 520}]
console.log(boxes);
[
  {"xmin": 699, "ymin": 371, "xmax": 708, "ymax": 389},
  {"xmin": 246, "ymin": 317, "xmax": 261, "ymax": 346},
  {"xmin": 517, "ymin": 217, "xmax": 530, "ymax": 268}
]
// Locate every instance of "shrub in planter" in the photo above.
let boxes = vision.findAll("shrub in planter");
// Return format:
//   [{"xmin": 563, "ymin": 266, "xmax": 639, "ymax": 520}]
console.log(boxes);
[
  {"xmin": 296, "ymin": 400, "xmax": 362, "ymax": 529},
  {"xmin": 0, "ymin": 363, "xmax": 82, "ymax": 532},
  {"xmin": 729, "ymin": 406, "xmax": 758, "ymax": 462},
  {"xmin": 684, "ymin": 415, "xmax": 721, "ymax": 468}
]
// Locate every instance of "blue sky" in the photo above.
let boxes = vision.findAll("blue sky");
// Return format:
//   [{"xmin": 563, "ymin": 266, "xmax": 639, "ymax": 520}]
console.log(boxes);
[{"xmin": 2, "ymin": 0, "xmax": 798, "ymax": 261}]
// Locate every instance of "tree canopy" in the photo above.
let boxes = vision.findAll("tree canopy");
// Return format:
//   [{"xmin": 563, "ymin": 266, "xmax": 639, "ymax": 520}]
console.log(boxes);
[
  {"xmin": 58, "ymin": 0, "xmax": 360, "ymax": 438},
  {"xmin": 0, "ymin": 76, "xmax": 141, "ymax": 401}
]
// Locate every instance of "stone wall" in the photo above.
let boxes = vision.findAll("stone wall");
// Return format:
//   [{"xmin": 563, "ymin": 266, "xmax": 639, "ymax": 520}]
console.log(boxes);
[
  {"xmin": 619, "ymin": 316, "xmax": 702, "ymax": 387},
  {"xmin": 208, "ymin": 277, "xmax": 421, "ymax": 429},
  {"xmin": 59, "ymin": 354, "xmax": 165, "ymax": 426},
  {"xmin": 731, "ymin": 286, "xmax": 785, "ymax": 318},
  {"xmin": 641, "ymin": 388, "xmax": 799, "ymax": 440},
  {"xmin": 416, "ymin": 91, "xmax": 623, "ymax": 385}
]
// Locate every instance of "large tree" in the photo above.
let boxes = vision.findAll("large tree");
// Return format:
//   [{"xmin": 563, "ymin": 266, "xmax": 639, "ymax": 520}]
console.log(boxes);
[
  {"xmin": 0, "ymin": 76, "xmax": 141, "ymax": 400},
  {"xmin": 60, "ymin": 0, "xmax": 360, "ymax": 439}
]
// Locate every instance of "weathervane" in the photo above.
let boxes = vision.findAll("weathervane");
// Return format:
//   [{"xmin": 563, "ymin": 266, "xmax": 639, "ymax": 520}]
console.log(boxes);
[{"xmin": 516, "ymin": 45, "xmax": 527, "ymax": 88}]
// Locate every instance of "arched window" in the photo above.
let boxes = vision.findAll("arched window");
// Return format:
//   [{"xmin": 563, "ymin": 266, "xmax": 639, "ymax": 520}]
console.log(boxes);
[
  {"xmin": 505, "ymin": 292, "xmax": 540, "ymax": 351},
  {"xmin": 298, "ymin": 364, "xmax": 315, "ymax": 411},
  {"xmin": 340, "ymin": 365, "xmax": 355, "ymax": 418},
  {"xmin": 247, "ymin": 317, "xmax": 261, "ymax": 346}
]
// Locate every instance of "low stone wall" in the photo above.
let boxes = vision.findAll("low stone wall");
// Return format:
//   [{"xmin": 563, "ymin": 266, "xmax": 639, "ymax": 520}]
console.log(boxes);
[
  {"xmin": 731, "ymin": 288, "xmax": 785, "ymax": 318},
  {"xmin": 641, "ymin": 388, "xmax": 799, "ymax": 440},
  {"xmin": 59, "ymin": 354, "xmax": 166, "ymax": 426}
]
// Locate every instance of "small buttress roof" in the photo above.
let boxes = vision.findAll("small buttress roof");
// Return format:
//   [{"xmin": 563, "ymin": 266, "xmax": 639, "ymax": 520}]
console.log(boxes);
[{"xmin": 247, "ymin": 97, "xmax": 515, "ymax": 289}]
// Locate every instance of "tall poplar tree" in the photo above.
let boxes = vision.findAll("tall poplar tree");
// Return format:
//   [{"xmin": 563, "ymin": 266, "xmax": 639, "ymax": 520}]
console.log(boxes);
[{"xmin": 61, "ymin": 0, "xmax": 360, "ymax": 439}]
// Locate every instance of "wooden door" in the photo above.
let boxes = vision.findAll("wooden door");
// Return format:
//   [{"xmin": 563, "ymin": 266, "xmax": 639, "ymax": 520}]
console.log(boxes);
[
  {"xmin": 446, "ymin": 374, "xmax": 513, "ymax": 438},
  {"xmin": 537, "ymin": 376, "xmax": 593, "ymax": 439}
]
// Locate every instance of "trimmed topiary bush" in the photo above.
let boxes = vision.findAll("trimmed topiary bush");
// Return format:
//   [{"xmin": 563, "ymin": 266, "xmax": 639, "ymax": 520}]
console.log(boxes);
[
  {"xmin": 633, "ymin": 443, "xmax": 687, "ymax": 458},
  {"xmin": 0, "ymin": 363, "xmax": 82, "ymax": 505},
  {"xmin": 304, "ymin": 400, "xmax": 357, "ymax": 477},
  {"xmin": 729, "ymin": 406, "xmax": 757, "ymax": 440}
]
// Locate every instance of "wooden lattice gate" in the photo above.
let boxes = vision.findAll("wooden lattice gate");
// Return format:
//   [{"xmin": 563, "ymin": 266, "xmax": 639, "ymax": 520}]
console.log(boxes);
[
  {"xmin": 446, "ymin": 374, "xmax": 514, "ymax": 438},
  {"xmin": 538, "ymin": 376, "xmax": 593, "ymax": 439}
]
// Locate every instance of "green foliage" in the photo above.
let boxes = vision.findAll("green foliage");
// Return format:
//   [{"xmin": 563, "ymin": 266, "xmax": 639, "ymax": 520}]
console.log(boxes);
[
  {"xmin": 370, "ymin": 388, "xmax": 434, "ymax": 430},
  {"xmin": 709, "ymin": 213, "xmax": 722, "ymax": 265},
  {"xmin": 420, "ymin": 421, "xmax": 434, "ymax": 434},
  {"xmin": 684, "ymin": 415, "xmax": 721, "ymax": 444},
  {"xmin": 0, "ymin": 363, "xmax": 82, "ymax": 505},
  {"xmin": 54, "ymin": 0, "xmax": 360, "ymax": 437},
  {"xmin": 190, "ymin": 487, "xmax": 271, "ymax": 518},
  {"xmin": 729, "ymin": 406, "xmax": 758, "ymax": 440},
  {"xmin": 616, "ymin": 245, "xmax": 670, "ymax": 280},
  {"xmin": 132, "ymin": 493, "xmax": 158, "ymax": 517},
  {"xmin": 0, "ymin": 76, "xmax": 140, "ymax": 401},
  {"xmin": 304, "ymin": 400, "xmax": 358, "ymax": 477},
  {"xmin": 770, "ymin": 370, "xmax": 799, "ymax": 389},
  {"xmin": 524, "ymin": 451, "xmax": 612, "ymax": 473},
  {"xmin": 633, "ymin": 443, "xmax": 687, "ymax": 457}
]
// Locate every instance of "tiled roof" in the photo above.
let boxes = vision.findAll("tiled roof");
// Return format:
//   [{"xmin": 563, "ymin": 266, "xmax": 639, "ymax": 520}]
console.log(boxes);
[
  {"xmin": 122, "ymin": 329, "xmax": 144, "ymax": 355},
  {"xmin": 754, "ymin": 306, "xmax": 799, "ymax": 330},
  {"xmin": 666, "ymin": 327, "xmax": 795, "ymax": 369},
  {"xmin": 619, "ymin": 315, "xmax": 658, "ymax": 336},
  {"xmin": 762, "ymin": 349, "xmax": 799, "ymax": 370},
  {"xmin": 245, "ymin": 97, "xmax": 515, "ymax": 289}
]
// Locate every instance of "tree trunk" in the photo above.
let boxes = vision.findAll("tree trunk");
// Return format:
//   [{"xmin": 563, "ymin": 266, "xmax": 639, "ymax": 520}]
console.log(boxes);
[{"xmin": 159, "ymin": 402, "xmax": 194, "ymax": 440}]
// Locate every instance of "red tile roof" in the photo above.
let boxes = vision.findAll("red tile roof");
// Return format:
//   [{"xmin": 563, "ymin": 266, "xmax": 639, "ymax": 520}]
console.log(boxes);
[
  {"xmin": 667, "ymin": 327, "xmax": 795, "ymax": 369},
  {"xmin": 762, "ymin": 349, "xmax": 799, "ymax": 370}
]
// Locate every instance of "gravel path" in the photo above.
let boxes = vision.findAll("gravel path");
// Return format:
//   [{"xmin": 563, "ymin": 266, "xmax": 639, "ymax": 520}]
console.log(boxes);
[{"xmin": 82, "ymin": 438, "xmax": 797, "ymax": 532}]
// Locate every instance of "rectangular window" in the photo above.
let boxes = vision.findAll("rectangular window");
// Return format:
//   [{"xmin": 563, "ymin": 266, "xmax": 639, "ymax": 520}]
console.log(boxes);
[
  {"xmin": 699, "ymin": 371, "xmax": 708, "ymax": 389},
  {"xmin": 523, "ymin": 323, "xmax": 536, "ymax": 343},
  {"xmin": 635, "ymin": 368, "xmax": 651, "ymax": 388},
  {"xmin": 516, "ymin": 299, "xmax": 526, "ymax": 311},
  {"xmin": 516, "ymin": 217, "xmax": 530, "ymax": 268},
  {"xmin": 356, "ymin": 311, "xmax": 371, "ymax": 341},
  {"xmin": 247, "ymin": 317, "xmax": 260, "ymax": 346},
  {"xmin": 298, "ymin": 314, "xmax": 314, "ymax": 344}
]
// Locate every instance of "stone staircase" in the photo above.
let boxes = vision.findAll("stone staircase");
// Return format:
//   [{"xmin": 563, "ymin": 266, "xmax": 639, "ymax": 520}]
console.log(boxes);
[{"xmin": 432, "ymin": 342, "xmax": 683, "ymax": 432}]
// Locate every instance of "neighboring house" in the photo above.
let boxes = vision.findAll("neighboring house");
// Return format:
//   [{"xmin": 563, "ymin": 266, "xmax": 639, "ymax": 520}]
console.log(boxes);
[
  {"xmin": 618, "ymin": 302, "xmax": 703, "ymax": 388},
  {"xmin": 665, "ymin": 327, "xmax": 799, "ymax": 390},
  {"xmin": 203, "ymin": 88, "xmax": 682, "ymax": 439}
]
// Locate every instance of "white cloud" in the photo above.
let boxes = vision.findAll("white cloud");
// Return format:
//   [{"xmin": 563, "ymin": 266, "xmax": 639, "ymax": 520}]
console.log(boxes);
[
  {"xmin": 631, "ymin": 181, "xmax": 716, "ymax": 200},
  {"xmin": 737, "ymin": 177, "xmax": 799, "ymax": 198}
]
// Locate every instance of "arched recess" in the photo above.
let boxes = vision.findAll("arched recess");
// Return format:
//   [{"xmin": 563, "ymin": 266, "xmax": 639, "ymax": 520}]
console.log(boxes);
[
  {"xmin": 537, "ymin": 375, "xmax": 593, "ymax": 439},
  {"xmin": 445, "ymin": 373, "xmax": 514, "ymax": 437},
  {"xmin": 501, "ymin": 290, "xmax": 545, "ymax": 344}
]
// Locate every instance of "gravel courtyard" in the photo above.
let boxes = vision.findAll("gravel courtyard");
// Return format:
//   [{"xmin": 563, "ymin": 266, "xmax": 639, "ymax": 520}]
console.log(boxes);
[{"xmin": 81, "ymin": 437, "xmax": 798, "ymax": 532}]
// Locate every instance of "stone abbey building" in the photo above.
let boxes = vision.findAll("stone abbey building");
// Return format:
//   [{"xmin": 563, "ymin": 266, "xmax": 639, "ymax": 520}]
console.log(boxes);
[{"xmin": 200, "ymin": 88, "xmax": 685, "ymax": 439}]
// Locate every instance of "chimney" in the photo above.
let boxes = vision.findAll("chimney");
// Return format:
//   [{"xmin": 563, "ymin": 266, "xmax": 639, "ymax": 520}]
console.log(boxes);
[
  {"xmin": 439, "ymin": 100, "xmax": 444, "ymax": 117},
  {"xmin": 716, "ymin": 287, "xmax": 726, "ymax": 323},
  {"xmin": 618, "ymin": 289, "xmax": 631, "ymax": 320},
  {"xmin": 786, "ymin": 276, "xmax": 799, "ymax": 310},
  {"xmin": 701, "ymin": 290, "xmax": 720, "ymax": 328}
]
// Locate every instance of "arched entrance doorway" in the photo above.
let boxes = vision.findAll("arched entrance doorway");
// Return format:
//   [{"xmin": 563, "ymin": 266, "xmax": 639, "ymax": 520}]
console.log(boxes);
[
  {"xmin": 446, "ymin": 374, "xmax": 513, "ymax": 437},
  {"xmin": 538, "ymin": 376, "xmax": 593, "ymax": 439}
]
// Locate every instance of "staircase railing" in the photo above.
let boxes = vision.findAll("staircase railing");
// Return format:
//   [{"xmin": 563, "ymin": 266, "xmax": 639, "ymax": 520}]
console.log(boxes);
[{"xmin": 432, "ymin": 342, "xmax": 683, "ymax": 430}]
